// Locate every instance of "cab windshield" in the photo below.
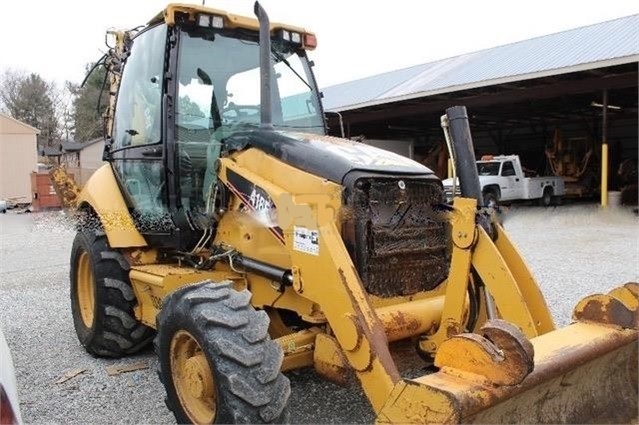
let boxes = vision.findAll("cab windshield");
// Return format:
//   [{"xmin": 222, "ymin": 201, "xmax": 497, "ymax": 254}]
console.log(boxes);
[
  {"xmin": 173, "ymin": 27, "xmax": 324, "ymax": 214},
  {"xmin": 477, "ymin": 162, "xmax": 501, "ymax": 176},
  {"xmin": 175, "ymin": 28, "xmax": 324, "ymax": 139}
]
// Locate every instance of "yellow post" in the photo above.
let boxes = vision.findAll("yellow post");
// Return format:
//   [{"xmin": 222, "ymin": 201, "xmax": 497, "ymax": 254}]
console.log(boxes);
[
  {"xmin": 600, "ymin": 89, "xmax": 609, "ymax": 208},
  {"xmin": 601, "ymin": 143, "xmax": 608, "ymax": 207},
  {"xmin": 447, "ymin": 158, "xmax": 453, "ymax": 179}
]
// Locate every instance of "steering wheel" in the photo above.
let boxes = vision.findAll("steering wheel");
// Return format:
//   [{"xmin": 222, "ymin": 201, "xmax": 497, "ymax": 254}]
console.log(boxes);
[{"xmin": 221, "ymin": 102, "xmax": 261, "ymax": 124}]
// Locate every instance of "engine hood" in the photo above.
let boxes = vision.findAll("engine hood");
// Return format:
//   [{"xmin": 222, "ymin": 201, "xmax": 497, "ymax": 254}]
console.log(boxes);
[{"xmin": 234, "ymin": 130, "xmax": 434, "ymax": 184}]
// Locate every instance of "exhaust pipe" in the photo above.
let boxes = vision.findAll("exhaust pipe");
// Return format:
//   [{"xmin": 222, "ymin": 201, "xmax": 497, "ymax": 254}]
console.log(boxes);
[
  {"xmin": 445, "ymin": 106, "xmax": 495, "ymax": 315},
  {"xmin": 445, "ymin": 106, "xmax": 484, "ymax": 204},
  {"xmin": 254, "ymin": 1, "xmax": 274, "ymax": 131}
]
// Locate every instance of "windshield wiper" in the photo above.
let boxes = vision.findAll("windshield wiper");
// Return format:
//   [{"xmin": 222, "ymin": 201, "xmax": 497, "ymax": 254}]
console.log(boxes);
[{"xmin": 271, "ymin": 50, "xmax": 313, "ymax": 91}]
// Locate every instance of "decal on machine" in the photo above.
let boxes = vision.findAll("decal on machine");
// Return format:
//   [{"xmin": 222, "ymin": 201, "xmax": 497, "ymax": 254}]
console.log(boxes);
[
  {"xmin": 293, "ymin": 226, "xmax": 319, "ymax": 256},
  {"xmin": 225, "ymin": 169, "xmax": 285, "ymax": 244},
  {"xmin": 248, "ymin": 187, "xmax": 273, "ymax": 212}
]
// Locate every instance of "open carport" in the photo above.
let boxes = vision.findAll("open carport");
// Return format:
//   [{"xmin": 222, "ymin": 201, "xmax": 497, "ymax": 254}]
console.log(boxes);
[{"xmin": 322, "ymin": 15, "xmax": 638, "ymax": 206}]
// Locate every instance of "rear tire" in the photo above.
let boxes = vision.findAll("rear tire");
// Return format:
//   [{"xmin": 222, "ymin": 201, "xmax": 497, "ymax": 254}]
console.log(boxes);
[
  {"xmin": 540, "ymin": 188, "xmax": 553, "ymax": 207},
  {"xmin": 70, "ymin": 231, "xmax": 154, "ymax": 357},
  {"xmin": 156, "ymin": 281, "xmax": 290, "ymax": 424}
]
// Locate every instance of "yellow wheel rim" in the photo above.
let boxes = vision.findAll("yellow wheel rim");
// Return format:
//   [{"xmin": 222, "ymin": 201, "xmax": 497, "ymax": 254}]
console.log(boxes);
[
  {"xmin": 170, "ymin": 330, "xmax": 217, "ymax": 424},
  {"xmin": 76, "ymin": 251, "xmax": 95, "ymax": 327}
]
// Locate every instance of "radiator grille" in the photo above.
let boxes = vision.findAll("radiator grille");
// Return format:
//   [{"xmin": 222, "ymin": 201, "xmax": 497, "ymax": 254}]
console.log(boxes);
[{"xmin": 344, "ymin": 177, "xmax": 451, "ymax": 297}]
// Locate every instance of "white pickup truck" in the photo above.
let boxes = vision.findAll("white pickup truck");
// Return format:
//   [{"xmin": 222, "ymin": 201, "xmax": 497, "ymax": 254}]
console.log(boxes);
[{"xmin": 443, "ymin": 155, "xmax": 565, "ymax": 207}]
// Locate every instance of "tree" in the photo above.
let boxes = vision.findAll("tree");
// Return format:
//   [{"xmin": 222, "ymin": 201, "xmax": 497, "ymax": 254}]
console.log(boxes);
[
  {"xmin": 0, "ymin": 70, "xmax": 61, "ymax": 148},
  {"xmin": 67, "ymin": 63, "xmax": 109, "ymax": 142},
  {"xmin": 0, "ymin": 70, "xmax": 21, "ymax": 115},
  {"xmin": 178, "ymin": 95, "xmax": 205, "ymax": 121}
]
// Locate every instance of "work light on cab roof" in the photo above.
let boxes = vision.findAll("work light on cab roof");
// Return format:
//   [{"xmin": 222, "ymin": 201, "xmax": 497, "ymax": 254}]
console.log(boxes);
[
  {"xmin": 197, "ymin": 13, "xmax": 224, "ymax": 29},
  {"xmin": 191, "ymin": 9, "xmax": 317, "ymax": 49}
]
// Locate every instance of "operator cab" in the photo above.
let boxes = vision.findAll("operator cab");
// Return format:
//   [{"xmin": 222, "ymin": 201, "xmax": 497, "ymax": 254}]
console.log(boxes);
[{"xmin": 105, "ymin": 4, "xmax": 324, "ymax": 250}]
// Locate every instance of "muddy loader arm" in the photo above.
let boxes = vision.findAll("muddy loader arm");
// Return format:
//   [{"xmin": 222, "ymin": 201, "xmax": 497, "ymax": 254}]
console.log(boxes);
[{"xmin": 286, "ymin": 193, "xmax": 638, "ymax": 423}]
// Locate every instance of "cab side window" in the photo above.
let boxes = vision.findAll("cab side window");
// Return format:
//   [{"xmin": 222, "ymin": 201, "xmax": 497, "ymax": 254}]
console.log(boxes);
[
  {"xmin": 501, "ymin": 161, "xmax": 516, "ymax": 176},
  {"xmin": 112, "ymin": 25, "xmax": 167, "ymax": 148}
]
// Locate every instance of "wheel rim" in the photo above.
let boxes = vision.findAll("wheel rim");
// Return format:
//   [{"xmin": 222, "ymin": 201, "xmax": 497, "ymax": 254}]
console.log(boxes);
[
  {"xmin": 76, "ymin": 251, "xmax": 95, "ymax": 327},
  {"xmin": 170, "ymin": 330, "xmax": 217, "ymax": 424}
]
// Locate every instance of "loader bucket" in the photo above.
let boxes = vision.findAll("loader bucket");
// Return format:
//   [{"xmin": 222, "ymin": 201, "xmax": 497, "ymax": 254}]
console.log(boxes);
[
  {"xmin": 378, "ymin": 283, "xmax": 638, "ymax": 424},
  {"xmin": 455, "ymin": 323, "xmax": 636, "ymax": 423}
]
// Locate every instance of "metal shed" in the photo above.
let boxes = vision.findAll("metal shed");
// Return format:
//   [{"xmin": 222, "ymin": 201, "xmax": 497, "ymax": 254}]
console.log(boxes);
[
  {"xmin": 0, "ymin": 113, "xmax": 40, "ymax": 203},
  {"xmin": 321, "ymin": 14, "xmax": 638, "ymax": 205}
]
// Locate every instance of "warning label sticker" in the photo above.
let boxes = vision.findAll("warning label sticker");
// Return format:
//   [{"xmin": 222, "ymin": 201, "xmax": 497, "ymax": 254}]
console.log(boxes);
[{"xmin": 293, "ymin": 226, "xmax": 319, "ymax": 256}]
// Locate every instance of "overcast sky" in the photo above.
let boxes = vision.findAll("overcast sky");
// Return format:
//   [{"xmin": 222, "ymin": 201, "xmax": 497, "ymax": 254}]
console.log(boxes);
[{"xmin": 1, "ymin": 0, "xmax": 637, "ymax": 90}]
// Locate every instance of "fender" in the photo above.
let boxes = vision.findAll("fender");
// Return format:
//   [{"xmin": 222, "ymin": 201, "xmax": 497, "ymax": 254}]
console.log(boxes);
[
  {"xmin": 481, "ymin": 183, "xmax": 501, "ymax": 198},
  {"xmin": 77, "ymin": 164, "xmax": 147, "ymax": 248}
]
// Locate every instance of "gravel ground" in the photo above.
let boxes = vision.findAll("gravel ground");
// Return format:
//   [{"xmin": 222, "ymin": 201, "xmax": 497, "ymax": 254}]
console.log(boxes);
[{"xmin": 0, "ymin": 203, "xmax": 637, "ymax": 424}]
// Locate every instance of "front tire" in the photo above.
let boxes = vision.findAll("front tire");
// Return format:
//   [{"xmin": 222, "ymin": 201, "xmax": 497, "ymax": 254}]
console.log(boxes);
[
  {"xmin": 483, "ymin": 191, "xmax": 498, "ymax": 209},
  {"xmin": 70, "ymin": 231, "xmax": 154, "ymax": 357},
  {"xmin": 156, "ymin": 281, "xmax": 290, "ymax": 424}
]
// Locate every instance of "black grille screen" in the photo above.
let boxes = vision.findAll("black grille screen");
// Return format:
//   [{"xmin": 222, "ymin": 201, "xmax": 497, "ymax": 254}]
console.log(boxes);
[{"xmin": 343, "ymin": 177, "xmax": 451, "ymax": 297}]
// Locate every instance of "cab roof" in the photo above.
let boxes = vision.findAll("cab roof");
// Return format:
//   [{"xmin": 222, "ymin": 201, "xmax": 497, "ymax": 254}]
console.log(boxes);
[{"xmin": 149, "ymin": 3, "xmax": 315, "ymax": 41}]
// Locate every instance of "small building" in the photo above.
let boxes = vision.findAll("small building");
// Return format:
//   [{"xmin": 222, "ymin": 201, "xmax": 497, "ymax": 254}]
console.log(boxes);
[
  {"xmin": 40, "ymin": 146, "xmax": 63, "ymax": 164},
  {"xmin": 0, "ymin": 113, "xmax": 39, "ymax": 203},
  {"xmin": 38, "ymin": 138, "xmax": 106, "ymax": 187},
  {"xmin": 61, "ymin": 138, "xmax": 105, "ymax": 186}
]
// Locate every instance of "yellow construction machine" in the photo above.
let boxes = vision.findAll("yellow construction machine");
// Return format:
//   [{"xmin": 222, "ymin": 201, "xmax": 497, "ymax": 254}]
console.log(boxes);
[
  {"xmin": 545, "ymin": 128, "xmax": 598, "ymax": 198},
  {"xmin": 52, "ymin": 2, "xmax": 638, "ymax": 423}
]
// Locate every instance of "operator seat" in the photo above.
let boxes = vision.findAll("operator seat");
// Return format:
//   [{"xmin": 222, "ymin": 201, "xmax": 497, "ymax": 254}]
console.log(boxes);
[{"xmin": 176, "ymin": 124, "xmax": 212, "ymax": 211}]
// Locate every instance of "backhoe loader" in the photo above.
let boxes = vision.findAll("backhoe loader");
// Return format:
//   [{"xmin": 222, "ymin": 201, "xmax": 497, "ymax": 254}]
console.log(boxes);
[{"xmin": 52, "ymin": 2, "xmax": 638, "ymax": 423}]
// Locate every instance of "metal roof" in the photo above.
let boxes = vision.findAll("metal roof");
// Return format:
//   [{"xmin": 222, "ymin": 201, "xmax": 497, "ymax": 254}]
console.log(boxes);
[
  {"xmin": 322, "ymin": 14, "xmax": 639, "ymax": 112},
  {"xmin": 61, "ymin": 138, "xmax": 102, "ymax": 152},
  {"xmin": 41, "ymin": 146, "xmax": 62, "ymax": 157}
]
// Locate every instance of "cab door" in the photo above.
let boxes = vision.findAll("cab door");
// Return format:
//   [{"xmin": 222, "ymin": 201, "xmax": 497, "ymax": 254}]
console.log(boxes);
[
  {"xmin": 107, "ymin": 24, "xmax": 171, "ymax": 233},
  {"xmin": 500, "ymin": 161, "xmax": 523, "ymax": 200}
]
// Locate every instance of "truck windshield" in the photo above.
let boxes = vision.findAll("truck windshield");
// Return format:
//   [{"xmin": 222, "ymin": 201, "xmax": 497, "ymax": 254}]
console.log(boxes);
[
  {"xmin": 477, "ymin": 162, "xmax": 501, "ymax": 176},
  {"xmin": 175, "ymin": 28, "xmax": 325, "ymax": 139}
]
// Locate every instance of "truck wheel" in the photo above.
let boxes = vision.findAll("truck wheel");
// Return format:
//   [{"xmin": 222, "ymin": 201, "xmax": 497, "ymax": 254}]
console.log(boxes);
[
  {"xmin": 483, "ymin": 192, "xmax": 498, "ymax": 209},
  {"xmin": 156, "ymin": 281, "xmax": 290, "ymax": 424},
  {"xmin": 70, "ymin": 231, "xmax": 154, "ymax": 357},
  {"xmin": 540, "ymin": 188, "xmax": 553, "ymax": 207}
]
